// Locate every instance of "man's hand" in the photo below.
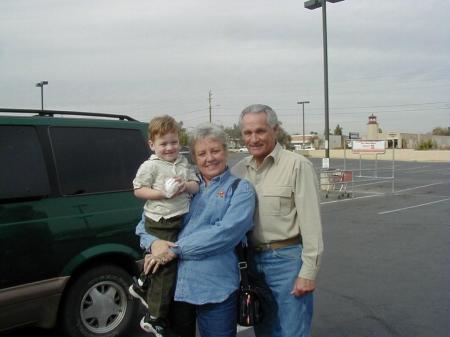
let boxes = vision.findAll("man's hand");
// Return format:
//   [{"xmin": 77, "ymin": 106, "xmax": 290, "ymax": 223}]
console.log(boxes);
[{"xmin": 290, "ymin": 277, "xmax": 316, "ymax": 297}]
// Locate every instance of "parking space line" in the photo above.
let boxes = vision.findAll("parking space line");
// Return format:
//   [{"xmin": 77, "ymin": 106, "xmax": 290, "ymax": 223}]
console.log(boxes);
[
  {"xmin": 378, "ymin": 198, "xmax": 449, "ymax": 215},
  {"xmin": 394, "ymin": 182, "xmax": 445, "ymax": 193},
  {"xmin": 352, "ymin": 180, "xmax": 392, "ymax": 188},
  {"xmin": 321, "ymin": 194, "xmax": 383, "ymax": 204},
  {"xmin": 352, "ymin": 190, "xmax": 385, "ymax": 195},
  {"xmin": 394, "ymin": 165, "xmax": 430, "ymax": 172},
  {"xmin": 399, "ymin": 168, "xmax": 449, "ymax": 175}
]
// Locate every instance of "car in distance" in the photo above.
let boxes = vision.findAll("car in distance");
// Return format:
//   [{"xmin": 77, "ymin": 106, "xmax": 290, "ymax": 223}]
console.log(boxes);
[
  {"xmin": 0, "ymin": 108, "xmax": 150, "ymax": 337},
  {"xmin": 238, "ymin": 147, "xmax": 248, "ymax": 153},
  {"xmin": 179, "ymin": 146, "xmax": 190, "ymax": 154}
]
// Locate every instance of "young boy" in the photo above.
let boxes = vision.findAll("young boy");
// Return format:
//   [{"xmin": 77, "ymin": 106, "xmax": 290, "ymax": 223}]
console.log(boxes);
[{"xmin": 129, "ymin": 115, "xmax": 199, "ymax": 337}]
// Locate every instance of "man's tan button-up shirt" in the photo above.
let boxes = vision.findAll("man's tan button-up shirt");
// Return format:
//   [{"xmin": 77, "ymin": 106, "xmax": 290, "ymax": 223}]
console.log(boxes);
[{"xmin": 232, "ymin": 143, "xmax": 323, "ymax": 280}]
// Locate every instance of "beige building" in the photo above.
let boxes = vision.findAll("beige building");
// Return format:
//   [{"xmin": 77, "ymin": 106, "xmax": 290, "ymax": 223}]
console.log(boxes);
[
  {"xmin": 290, "ymin": 134, "xmax": 320, "ymax": 150},
  {"xmin": 362, "ymin": 114, "xmax": 449, "ymax": 149},
  {"xmin": 291, "ymin": 114, "xmax": 449, "ymax": 150}
]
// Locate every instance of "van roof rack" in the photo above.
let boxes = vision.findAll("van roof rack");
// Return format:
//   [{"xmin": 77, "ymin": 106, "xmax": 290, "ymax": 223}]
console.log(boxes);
[{"xmin": 0, "ymin": 108, "xmax": 136, "ymax": 121}]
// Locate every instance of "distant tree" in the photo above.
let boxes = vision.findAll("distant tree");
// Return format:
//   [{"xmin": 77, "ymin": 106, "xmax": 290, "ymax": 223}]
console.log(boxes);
[
  {"xmin": 178, "ymin": 121, "xmax": 189, "ymax": 145},
  {"xmin": 334, "ymin": 124, "xmax": 343, "ymax": 135},
  {"xmin": 416, "ymin": 139, "xmax": 438, "ymax": 150},
  {"xmin": 224, "ymin": 124, "xmax": 242, "ymax": 140},
  {"xmin": 277, "ymin": 126, "xmax": 292, "ymax": 149},
  {"xmin": 223, "ymin": 123, "xmax": 292, "ymax": 149},
  {"xmin": 378, "ymin": 127, "xmax": 383, "ymax": 133},
  {"xmin": 432, "ymin": 127, "xmax": 450, "ymax": 136}
]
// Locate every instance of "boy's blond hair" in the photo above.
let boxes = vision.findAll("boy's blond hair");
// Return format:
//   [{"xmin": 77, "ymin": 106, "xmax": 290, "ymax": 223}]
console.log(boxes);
[{"xmin": 148, "ymin": 115, "xmax": 181, "ymax": 141}]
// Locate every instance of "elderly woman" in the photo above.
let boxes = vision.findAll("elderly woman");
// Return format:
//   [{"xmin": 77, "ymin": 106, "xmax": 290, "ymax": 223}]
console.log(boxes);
[{"xmin": 138, "ymin": 123, "xmax": 256, "ymax": 337}]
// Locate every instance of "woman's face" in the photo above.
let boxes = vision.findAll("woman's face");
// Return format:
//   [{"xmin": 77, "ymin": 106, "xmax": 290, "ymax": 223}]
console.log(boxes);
[{"xmin": 194, "ymin": 137, "xmax": 228, "ymax": 183}]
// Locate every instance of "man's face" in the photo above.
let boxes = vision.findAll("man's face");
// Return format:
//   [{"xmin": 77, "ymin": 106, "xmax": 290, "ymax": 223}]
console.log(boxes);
[{"xmin": 241, "ymin": 112, "xmax": 278, "ymax": 164}]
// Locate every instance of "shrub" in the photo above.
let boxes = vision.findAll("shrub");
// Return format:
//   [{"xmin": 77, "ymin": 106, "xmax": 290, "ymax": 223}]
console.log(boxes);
[{"xmin": 416, "ymin": 139, "xmax": 437, "ymax": 150}]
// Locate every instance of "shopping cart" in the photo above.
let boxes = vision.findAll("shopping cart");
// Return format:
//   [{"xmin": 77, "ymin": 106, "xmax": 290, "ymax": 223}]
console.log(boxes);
[{"xmin": 321, "ymin": 169, "xmax": 353, "ymax": 199}]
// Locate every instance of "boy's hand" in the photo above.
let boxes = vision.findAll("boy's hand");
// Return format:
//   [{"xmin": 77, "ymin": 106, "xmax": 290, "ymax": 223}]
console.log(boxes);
[
  {"xmin": 164, "ymin": 177, "xmax": 182, "ymax": 198},
  {"xmin": 172, "ymin": 177, "xmax": 200, "ymax": 196},
  {"xmin": 169, "ymin": 176, "xmax": 187, "ymax": 197},
  {"xmin": 174, "ymin": 181, "xmax": 187, "ymax": 195}
]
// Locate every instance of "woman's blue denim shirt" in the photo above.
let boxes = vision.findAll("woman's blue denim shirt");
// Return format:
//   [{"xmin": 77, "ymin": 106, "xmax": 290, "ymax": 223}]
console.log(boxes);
[{"xmin": 136, "ymin": 168, "xmax": 255, "ymax": 305}]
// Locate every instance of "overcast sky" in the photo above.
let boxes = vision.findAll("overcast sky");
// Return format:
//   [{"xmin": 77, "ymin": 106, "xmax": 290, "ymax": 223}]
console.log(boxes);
[{"xmin": 1, "ymin": 0, "xmax": 449, "ymax": 135}]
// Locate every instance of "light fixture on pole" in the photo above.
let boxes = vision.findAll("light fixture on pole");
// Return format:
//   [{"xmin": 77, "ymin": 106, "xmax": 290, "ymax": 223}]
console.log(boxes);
[
  {"xmin": 35, "ymin": 81, "xmax": 49, "ymax": 110},
  {"xmin": 305, "ymin": 0, "xmax": 344, "ymax": 161},
  {"xmin": 297, "ymin": 101, "xmax": 310, "ymax": 149}
]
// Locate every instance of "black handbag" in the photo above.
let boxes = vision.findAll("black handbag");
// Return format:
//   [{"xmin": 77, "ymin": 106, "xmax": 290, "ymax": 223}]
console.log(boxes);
[
  {"xmin": 229, "ymin": 178, "xmax": 263, "ymax": 326},
  {"xmin": 236, "ymin": 242, "xmax": 263, "ymax": 327}
]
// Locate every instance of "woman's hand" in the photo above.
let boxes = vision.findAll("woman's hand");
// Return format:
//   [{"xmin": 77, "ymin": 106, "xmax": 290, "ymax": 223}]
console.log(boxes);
[
  {"xmin": 144, "ymin": 250, "xmax": 177, "ymax": 274},
  {"xmin": 151, "ymin": 239, "xmax": 177, "ymax": 256}
]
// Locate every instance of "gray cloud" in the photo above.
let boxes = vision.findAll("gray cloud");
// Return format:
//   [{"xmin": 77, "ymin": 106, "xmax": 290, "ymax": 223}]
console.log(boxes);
[{"xmin": 0, "ymin": 0, "xmax": 448, "ymax": 134}]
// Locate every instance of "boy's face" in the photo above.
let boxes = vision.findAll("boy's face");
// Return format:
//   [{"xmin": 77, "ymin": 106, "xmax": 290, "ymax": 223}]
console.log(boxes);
[{"xmin": 149, "ymin": 132, "xmax": 180, "ymax": 162}]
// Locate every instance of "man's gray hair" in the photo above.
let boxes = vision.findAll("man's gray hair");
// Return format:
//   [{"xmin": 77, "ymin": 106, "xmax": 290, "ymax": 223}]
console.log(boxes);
[
  {"xmin": 189, "ymin": 123, "xmax": 228, "ymax": 162},
  {"xmin": 239, "ymin": 104, "xmax": 280, "ymax": 129}
]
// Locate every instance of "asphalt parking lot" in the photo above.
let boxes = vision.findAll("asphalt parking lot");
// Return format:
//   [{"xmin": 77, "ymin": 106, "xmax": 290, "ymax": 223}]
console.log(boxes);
[
  {"xmin": 238, "ymin": 156, "xmax": 449, "ymax": 337},
  {"xmin": 314, "ymin": 158, "xmax": 448, "ymax": 337},
  {"xmin": 2, "ymin": 154, "xmax": 448, "ymax": 337}
]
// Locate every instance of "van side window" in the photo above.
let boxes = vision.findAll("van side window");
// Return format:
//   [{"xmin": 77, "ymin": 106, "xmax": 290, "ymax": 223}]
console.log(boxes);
[
  {"xmin": 0, "ymin": 126, "xmax": 50, "ymax": 201},
  {"xmin": 49, "ymin": 127, "xmax": 148, "ymax": 195}
]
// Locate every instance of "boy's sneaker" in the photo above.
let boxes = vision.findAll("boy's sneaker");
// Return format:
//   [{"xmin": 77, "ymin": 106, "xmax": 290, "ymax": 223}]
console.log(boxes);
[
  {"xmin": 128, "ymin": 277, "xmax": 148, "ymax": 308},
  {"xmin": 140, "ymin": 313, "xmax": 169, "ymax": 337}
]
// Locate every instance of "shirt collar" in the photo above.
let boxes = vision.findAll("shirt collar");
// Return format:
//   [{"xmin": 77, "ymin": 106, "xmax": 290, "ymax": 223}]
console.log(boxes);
[
  {"xmin": 149, "ymin": 154, "xmax": 183, "ymax": 164},
  {"xmin": 199, "ymin": 167, "xmax": 231, "ymax": 187},
  {"xmin": 246, "ymin": 142, "xmax": 282, "ymax": 169}
]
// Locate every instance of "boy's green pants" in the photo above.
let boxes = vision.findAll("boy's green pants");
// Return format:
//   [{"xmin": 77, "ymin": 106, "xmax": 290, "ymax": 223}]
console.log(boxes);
[{"xmin": 144, "ymin": 216, "xmax": 181, "ymax": 318}]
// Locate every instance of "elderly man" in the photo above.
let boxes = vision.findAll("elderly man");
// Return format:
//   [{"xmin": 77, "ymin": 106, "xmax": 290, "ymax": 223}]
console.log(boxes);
[{"xmin": 232, "ymin": 104, "xmax": 323, "ymax": 337}]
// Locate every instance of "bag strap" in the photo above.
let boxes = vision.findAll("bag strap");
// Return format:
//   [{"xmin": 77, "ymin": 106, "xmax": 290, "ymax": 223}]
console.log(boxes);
[
  {"xmin": 236, "ymin": 240, "xmax": 250, "ymax": 288},
  {"xmin": 231, "ymin": 177, "xmax": 251, "ymax": 288},
  {"xmin": 229, "ymin": 177, "xmax": 241, "ymax": 196}
]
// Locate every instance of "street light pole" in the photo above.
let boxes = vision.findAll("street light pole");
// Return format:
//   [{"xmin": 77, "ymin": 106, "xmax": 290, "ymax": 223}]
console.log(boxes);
[
  {"xmin": 322, "ymin": 0, "xmax": 330, "ymax": 158},
  {"xmin": 305, "ymin": 0, "xmax": 344, "ymax": 161},
  {"xmin": 208, "ymin": 90, "xmax": 212, "ymax": 122},
  {"xmin": 297, "ymin": 101, "xmax": 310, "ymax": 149},
  {"xmin": 35, "ymin": 81, "xmax": 49, "ymax": 110}
]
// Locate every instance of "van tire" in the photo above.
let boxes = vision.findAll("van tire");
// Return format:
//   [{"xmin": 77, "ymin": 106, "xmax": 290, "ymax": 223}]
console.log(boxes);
[{"xmin": 60, "ymin": 264, "xmax": 138, "ymax": 337}]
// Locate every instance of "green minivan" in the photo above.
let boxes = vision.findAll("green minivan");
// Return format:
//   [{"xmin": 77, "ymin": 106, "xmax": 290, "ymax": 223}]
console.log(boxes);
[{"xmin": 0, "ymin": 109, "xmax": 149, "ymax": 337}]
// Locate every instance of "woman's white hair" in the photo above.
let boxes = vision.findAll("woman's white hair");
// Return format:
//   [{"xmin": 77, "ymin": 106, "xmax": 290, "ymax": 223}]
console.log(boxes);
[{"xmin": 189, "ymin": 123, "xmax": 228, "ymax": 162}]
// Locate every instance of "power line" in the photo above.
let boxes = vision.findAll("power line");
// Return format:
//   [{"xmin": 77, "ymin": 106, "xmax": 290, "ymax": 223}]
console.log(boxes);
[{"xmin": 278, "ymin": 101, "xmax": 449, "ymax": 111}]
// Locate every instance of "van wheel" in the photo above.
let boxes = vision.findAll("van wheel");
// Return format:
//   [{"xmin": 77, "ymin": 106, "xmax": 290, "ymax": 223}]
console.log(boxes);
[{"xmin": 60, "ymin": 264, "xmax": 138, "ymax": 337}]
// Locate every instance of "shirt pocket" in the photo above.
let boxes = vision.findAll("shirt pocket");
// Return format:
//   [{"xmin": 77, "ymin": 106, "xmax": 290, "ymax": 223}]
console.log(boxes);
[{"xmin": 260, "ymin": 185, "xmax": 293, "ymax": 216}]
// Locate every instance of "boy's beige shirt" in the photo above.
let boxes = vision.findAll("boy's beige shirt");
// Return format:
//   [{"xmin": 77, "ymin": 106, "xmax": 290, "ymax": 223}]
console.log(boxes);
[
  {"xmin": 232, "ymin": 143, "xmax": 323, "ymax": 280},
  {"xmin": 133, "ymin": 154, "xmax": 199, "ymax": 221}
]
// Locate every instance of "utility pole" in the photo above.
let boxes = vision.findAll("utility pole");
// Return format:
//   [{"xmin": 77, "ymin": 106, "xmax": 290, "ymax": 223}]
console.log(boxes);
[{"xmin": 208, "ymin": 90, "xmax": 212, "ymax": 122}]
